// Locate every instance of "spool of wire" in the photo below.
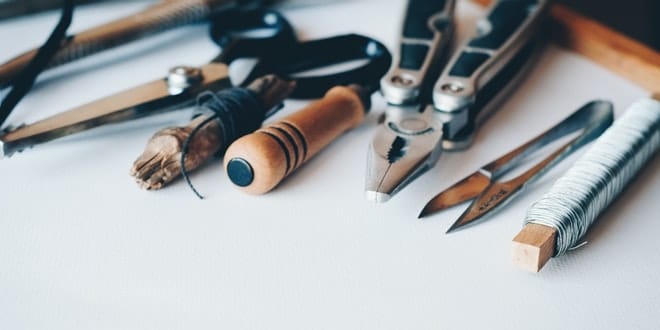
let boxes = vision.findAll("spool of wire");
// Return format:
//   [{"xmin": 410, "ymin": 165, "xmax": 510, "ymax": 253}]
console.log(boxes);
[{"xmin": 524, "ymin": 97, "xmax": 660, "ymax": 256}]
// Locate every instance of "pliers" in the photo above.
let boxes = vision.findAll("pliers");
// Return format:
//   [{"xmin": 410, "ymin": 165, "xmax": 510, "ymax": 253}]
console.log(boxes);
[{"xmin": 366, "ymin": 0, "xmax": 549, "ymax": 202}]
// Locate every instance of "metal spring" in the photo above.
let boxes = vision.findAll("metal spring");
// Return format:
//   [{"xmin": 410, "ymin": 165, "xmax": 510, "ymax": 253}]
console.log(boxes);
[{"xmin": 524, "ymin": 98, "xmax": 660, "ymax": 256}]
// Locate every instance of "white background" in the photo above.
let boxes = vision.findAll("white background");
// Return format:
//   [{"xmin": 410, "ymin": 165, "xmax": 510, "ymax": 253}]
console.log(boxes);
[{"xmin": 1, "ymin": 1, "xmax": 658, "ymax": 329}]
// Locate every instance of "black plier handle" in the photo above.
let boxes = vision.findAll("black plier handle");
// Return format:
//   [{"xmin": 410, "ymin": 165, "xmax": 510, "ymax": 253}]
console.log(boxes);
[
  {"xmin": 366, "ymin": 0, "xmax": 550, "ymax": 202},
  {"xmin": 380, "ymin": 0, "xmax": 456, "ymax": 105},
  {"xmin": 434, "ymin": 0, "xmax": 549, "ymax": 144}
]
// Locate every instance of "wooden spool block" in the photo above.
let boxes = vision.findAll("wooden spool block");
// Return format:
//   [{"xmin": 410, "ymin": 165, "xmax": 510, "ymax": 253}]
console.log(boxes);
[{"xmin": 512, "ymin": 223, "xmax": 557, "ymax": 273}]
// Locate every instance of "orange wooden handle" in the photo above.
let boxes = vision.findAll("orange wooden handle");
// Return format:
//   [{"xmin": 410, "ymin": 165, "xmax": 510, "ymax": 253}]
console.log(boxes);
[{"xmin": 223, "ymin": 85, "xmax": 367, "ymax": 194}]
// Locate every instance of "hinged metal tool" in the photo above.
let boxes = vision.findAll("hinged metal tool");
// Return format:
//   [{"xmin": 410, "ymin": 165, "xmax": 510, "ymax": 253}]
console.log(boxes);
[
  {"xmin": 366, "ymin": 0, "xmax": 549, "ymax": 202},
  {"xmin": 419, "ymin": 100, "xmax": 614, "ymax": 233}
]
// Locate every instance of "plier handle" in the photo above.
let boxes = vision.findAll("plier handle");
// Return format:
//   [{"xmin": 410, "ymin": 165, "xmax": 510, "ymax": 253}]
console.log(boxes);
[{"xmin": 366, "ymin": 0, "xmax": 549, "ymax": 202}]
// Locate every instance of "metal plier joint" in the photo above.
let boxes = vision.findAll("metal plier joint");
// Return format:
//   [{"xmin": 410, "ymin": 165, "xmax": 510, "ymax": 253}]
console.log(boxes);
[{"xmin": 366, "ymin": 0, "xmax": 549, "ymax": 202}]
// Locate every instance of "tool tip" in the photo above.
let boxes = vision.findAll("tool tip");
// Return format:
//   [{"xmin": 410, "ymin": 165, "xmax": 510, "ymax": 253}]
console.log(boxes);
[
  {"xmin": 365, "ymin": 190, "xmax": 391, "ymax": 203},
  {"xmin": 445, "ymin": 220, "xmax": 464, "ymax": 234},
  {"xmin": 418, "ymin": 198, "xmax": 444, "ymax": 219},
  {"xmin": 417, "ymin": 206, "xmax": 431, "ymax": 219}
]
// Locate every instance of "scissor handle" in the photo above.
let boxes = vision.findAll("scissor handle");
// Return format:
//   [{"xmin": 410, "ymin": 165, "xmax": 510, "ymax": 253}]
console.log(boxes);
[
  {"xmin": 246, "ymin": 34, "xmax": 393, "ymax": 99},
  {"xmin": 209, "ymin": 9, "xmax": 296, "ymax": 64},
  {"xmin": 483, "ymin": 100, "xmax": 615, "ymax": 178}
]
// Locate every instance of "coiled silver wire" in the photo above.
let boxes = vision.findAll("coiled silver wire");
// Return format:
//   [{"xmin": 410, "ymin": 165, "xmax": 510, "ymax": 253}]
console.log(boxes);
[{"xmin": 524, "ymin": 98, "xmax": 660, "ymax": 256}]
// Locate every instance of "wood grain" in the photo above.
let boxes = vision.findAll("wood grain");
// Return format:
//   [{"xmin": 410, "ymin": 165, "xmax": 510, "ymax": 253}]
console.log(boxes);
[
  {"xmin": 471, "ymin": 0, "xmax": 660, "ymax": 91},
  {"xmin": 223, "ymin": 85, "xmax": 367, "ymax": 195},
  {"xmin": 512, "ymin": 223, "xmax": 557, "ymax": 273}
]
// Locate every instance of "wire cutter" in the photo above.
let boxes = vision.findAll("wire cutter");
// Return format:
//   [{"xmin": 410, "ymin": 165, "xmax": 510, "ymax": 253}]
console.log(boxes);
[
  {"xmin": 0, "ymin": 9, "xmax": 391, "ymax": 158},
  {"xmin": 366, "ymin": 0, "xmax": 549, "ymax": 202},
  {"xmin": 418, "ymin": 100, "xmax": 614, "ymax": 233}
]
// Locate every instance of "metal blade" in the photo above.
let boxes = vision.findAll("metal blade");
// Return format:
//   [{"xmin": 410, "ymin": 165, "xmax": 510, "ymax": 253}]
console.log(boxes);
[
  {"xmin": 446, "ymin": 181, "xmax": 522, "ymax": 233},
  {"xmin": 418, "ymin": 171, "xmax": 491, "ymax": 219},
  {"xmin": 443, "ymin": 100, "xmax": 615, "ymax": 232},
  {"xmin": 1, "ymin": 63, "xmax": 229, "ymax": 157},
  {"xmin": 365, "ymin": 104, "xmax": 445, "ymax": 202}
]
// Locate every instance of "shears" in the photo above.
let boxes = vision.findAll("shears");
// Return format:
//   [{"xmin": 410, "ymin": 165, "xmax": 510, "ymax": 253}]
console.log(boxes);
[
  {"xmin": 366, "ymin": 0, "xmax": 549, "ymax": 202},
  {"xmin": 419, "ymin": 100, "xmax": 614, "ymax": 233},
  {"xmin": 0, "ymin": 9, "xmax": 391, "ymax": 158}
]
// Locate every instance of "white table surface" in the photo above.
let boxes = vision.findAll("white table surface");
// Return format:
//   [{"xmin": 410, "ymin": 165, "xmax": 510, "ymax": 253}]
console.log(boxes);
[{"xmin": 1, "ymin": 1, "xmax": 659, "ymax": 329}]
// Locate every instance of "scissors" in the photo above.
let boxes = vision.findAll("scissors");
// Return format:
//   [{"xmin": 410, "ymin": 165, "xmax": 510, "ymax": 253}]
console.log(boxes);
[
  {"xmin": 365, "ymin": 0, "xmax": 549, "ymax": 202},
  {"xmin": 0, "ymin": 9, "xmax": 391, "ymax": 158},
  {"xmin": 418, "ymin": 100, "xmax": 614, "ymax": 233}
]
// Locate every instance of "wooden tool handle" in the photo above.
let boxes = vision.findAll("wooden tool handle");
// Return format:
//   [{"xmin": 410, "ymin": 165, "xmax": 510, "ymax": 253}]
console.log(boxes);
[{"xmin": 223, "ymin": 85, "xmax": 368, "ymax": 194}]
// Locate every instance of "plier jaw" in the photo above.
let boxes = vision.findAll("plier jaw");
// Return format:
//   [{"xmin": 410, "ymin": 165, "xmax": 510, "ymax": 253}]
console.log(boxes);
[
  {"xmin": 366, "ymin": 0, "xmax": 550, "ymax": 202},
  {"xmin": 364, "ymin": 101, "xmax": 476, "ymax": 202},
  {"xmin": 365, "ymin": 104, "xmax": 445, "ymax": 202}
]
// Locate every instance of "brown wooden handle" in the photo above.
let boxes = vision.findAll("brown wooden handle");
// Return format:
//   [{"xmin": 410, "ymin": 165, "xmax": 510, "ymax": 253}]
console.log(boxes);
[{"xmin": 223, "ymin": 85, "xmax": 367, "ymax": 194}]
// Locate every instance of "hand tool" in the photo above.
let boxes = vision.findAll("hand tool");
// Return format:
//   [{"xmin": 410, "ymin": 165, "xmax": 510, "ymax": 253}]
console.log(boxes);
[
  {"xmin": 0, "ymin": 0, "xmax": 118, "ymax": 20},
  {"xmin": 418, "ymin": 100, "xmax": 614, "ymax": 233},
  {"xmin": 131, "ymin": 74, "xmax": 296, "ymax": 191},
  {"xmin": 128, "ymin": 18, "xmax": 391, "ymax": 190},
  {"xmin": 0, "ymin": 0, "xmax": 73, "ymax": 129},
  {"xmin": 223, "ymin": 83, "xmax": 375, "ymax": 195},
  {"xmin": 0, "ymin": 9, "xmax": 390, "ymax": 158},
  {"xmin": 0, "ymin": 0, "xmax": 323, "ymax": 88},
  {"xmin": 220, "ymin": 32, "xmax": 391, "ymax": 195},
  {"xmin": 366, "ymin": 0, "xmax": 549, "ymax": 202}
]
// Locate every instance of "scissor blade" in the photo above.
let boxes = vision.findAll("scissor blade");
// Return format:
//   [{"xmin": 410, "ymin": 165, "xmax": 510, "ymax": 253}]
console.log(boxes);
[
  {"xmin": 418, "ymin": 171, "xmax": 491, "ymax": 219},
  {"xmin": 446, "ymin": 181, "xmax": 522, "ymax": 233},
  {"xmin": 0, "ymin": 63, "xmax": 229, "ymax": 157}
]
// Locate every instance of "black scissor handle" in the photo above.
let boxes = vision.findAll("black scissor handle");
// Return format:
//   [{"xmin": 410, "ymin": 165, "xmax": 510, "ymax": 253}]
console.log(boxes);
[
  {"xmin": 248, "ymin": 34, "xmax": 393, "ymax": 99},
  {"xmin": 209, "ymin": 9, "xmax": 296, "ymax": 64}
]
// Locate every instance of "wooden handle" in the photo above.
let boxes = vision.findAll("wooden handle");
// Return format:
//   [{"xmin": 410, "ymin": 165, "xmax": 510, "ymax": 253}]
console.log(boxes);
[
  {"xmin": 223, "ymin": 85, "xmax": 367, "ymax": 195},
  {"xmin": 511, "ymin": 223, "xmax": 557, "ymax": 273}
]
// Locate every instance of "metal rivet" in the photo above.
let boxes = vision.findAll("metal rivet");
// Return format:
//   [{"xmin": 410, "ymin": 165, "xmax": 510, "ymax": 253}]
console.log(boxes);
[
  {"xmin": 391, "ymin": 75, "xmax": 413, "ymax": 86},
  {"xmin": 166, "ymin": 66, "xmax": 203, "ymax": 95},
  {"xmin": 441, "ymin": 83, "xmax": 464, "ymax": 94}
]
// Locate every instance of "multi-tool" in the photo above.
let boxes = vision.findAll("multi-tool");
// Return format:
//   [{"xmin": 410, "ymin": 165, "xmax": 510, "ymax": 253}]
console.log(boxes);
[{"xmin": 366, "ymin": 0, "xmax": 549, "ymax": 202}]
